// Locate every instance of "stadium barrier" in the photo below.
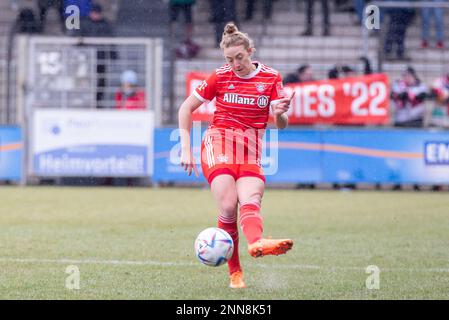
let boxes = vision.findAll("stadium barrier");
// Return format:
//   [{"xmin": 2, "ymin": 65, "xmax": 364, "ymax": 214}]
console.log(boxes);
[
  {"xmin": 0, "ymin": 126, "xmax": 22, "ymax": 182},
  {"xmin": 153, "ymin": 127, "xmax": 449, "ymax": 185}
]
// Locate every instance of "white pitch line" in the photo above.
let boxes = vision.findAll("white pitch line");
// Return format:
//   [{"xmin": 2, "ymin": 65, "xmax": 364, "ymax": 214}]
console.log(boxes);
[
  {"xmin": 0, "ymin": 258, "xmax": 196, "ymax": 267},
  {"xmin": 256, "ymin": 263, "xmax": 449, "ymax": 273},
  {"xmin": 0, "ymin": 258, "xmax": 448, "ymax": 273}
]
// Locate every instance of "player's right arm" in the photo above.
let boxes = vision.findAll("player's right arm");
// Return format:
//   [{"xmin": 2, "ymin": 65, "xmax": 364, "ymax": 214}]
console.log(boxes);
[
  {"xmin": 178, "ymin": 94, "xmax": 203, "ymax": 176},
  {"xmin": 178, "ymin": 73, "xmax": 217, "ymax": 176}
]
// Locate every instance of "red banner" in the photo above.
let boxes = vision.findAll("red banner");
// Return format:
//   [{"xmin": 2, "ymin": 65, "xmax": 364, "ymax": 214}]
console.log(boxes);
[
  {"xmin": 186, "ymin": 72, "xmax": 390, "ymax": 125},
  {"xmin": 186, "ymin": 72, "xmax": 216, "ymax": 122}
]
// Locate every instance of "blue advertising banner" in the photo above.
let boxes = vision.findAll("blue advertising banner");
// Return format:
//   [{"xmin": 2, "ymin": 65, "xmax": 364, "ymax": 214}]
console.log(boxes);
[
  {"xmin": 0, "ymin": 126, "xmax": 22, "ymax": 181},
  {"xmin": 153, "ymin": 127, "xmax": 204, "ymax": 183},
  {"xmin": 153, "ymin": 127, "xmax": 449, "ymax": 185}
]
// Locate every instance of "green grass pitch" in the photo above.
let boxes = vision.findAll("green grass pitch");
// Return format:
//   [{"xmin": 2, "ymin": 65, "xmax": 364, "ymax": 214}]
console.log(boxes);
[{"xmin": 0, "ymin": 186, "xmax": 448, "ymax": 299}]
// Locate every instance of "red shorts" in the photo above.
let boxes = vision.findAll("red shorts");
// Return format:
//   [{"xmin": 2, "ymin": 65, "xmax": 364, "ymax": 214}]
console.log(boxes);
[{"xmin": 200, "ymin": 128, "xmax": 265, "ymax": 185}]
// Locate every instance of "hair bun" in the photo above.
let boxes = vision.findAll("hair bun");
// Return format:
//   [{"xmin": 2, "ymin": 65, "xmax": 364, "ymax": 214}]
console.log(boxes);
[
  {"xmin": 220, "ymin": 22, "xmax": 253, "ymax": 50},
  {"xmin": 224, "ymin": 23, "xmax": 238, "ymax": 35}
]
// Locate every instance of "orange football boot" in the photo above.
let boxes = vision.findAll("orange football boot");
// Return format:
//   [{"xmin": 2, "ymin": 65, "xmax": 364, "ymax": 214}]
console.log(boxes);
[
  {"xmin": 229, "ymin": 271, "xmax": 246, "ymax": 289},
  {"xmin": 247, "ymin": 238, "xmax": 293, "ymax": 258}
]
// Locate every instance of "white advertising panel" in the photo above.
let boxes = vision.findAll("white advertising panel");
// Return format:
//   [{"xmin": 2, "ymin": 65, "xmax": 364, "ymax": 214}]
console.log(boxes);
[{"xmin": 31, "ymin": 110, "xmax": 154, "ymax": 177}]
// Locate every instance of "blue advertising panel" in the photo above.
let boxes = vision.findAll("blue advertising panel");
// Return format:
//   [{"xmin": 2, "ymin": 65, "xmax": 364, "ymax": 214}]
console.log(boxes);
[
  {"xmin": 153, "ymin": 127, "xmax": 205, "ymax": 183},
  {"xmin": 152, "ymin": 127, "xmax": 449, "ymax": 185},
  {"xmin": 264, "ymin": 129, "xmax": 322, "ymax": 183},
  {"xmin": 321, "ymin": 129, "xmax": 449, "ymax": 184},
  {"xmin": 0, "ymin": 126, "xmax": 22, "ymax": 181}
]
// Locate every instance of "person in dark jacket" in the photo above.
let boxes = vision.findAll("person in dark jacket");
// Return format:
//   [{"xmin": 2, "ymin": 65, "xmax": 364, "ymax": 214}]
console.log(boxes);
[
  {"xmin": 75, "ymin": 3, "xmax": 113, "ymax": 37},
  {"xmin": 38, "ymin": 0, "xmax": 65, "ymax": 32},
  {"xmin": 244, "ymin": 0, "xmax": 274, "ymax": 21},
  {"xmin": 301, "ymin": 0, "xmax": 330, "ymax": 36},
  {"xmin": 384, "ymin": 1, "xmax": 416, "ymax": 61},
  {"xmin": 283, "ymin": 64, "xmax": 314, "ymax": 85},
  {"xmin": 209, "ymin": 0, "xmax": 237, "ymax": 47},
  {"xmin": 68, "ymin": 3, "xmax": 116, "ymax": 108}
]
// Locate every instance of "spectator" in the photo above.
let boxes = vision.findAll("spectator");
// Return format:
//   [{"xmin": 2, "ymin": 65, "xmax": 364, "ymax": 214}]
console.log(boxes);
[
  {"xmin": 244, "ymin": 0, "xmax": 274, "ymax": 22},
  {"xmin": 328, "ymin": 66, "xmax": 340, "ymax": 79},
  {"xmin": 115, "ymin": 70, "xmax": 147, "ymax": 110},
  {"xmin": 360, "ymin": 56, "xmax": 373, "ymax": 75},
  {"xmin": 301, "ymin": 0, "xmax": 330, "ymax": 36},
  {"xmin": 74, "ymin": 2, "xmax": 113, "ymax": 37},
  {"xmin": 341, "ymin": 65, "xmax": 356, "ymax": 78},
  {"xmin": 38, "ymin": 0, "xmax": 65, "ymax": 32},
  {"xmin": 328, "ymin": 65, "xmax": 356, "ymax": 79},
  {"xmin": 15, "ymin": 8, "xmax": 40, "ymax": 33},
  {"xmin": 283, "ymin": 64, "xmax": 314, "ymax": 85},
  {"xmin": 69, "ymin": 3, "xmax": 116, "ymax": 108},
  {"xmin": 430, "ymin": 70, "xmax": 449, "ymax": 124},
  {"xmin": 420, "ymin": 0, "xmax": 445, "ymax": 49},
  {"xmin": 169, "ymin": 0, "xmax": 200, "ymax": 59},
  {"xmin": 384, "ymin": 3, "xmax": 415, "ymax": 61},
  {"xmin": 391, "ymin": 67, "xmax": 428, "ymax": 127},
  {"xmin": 328, "ymin": 57, "xmax": 372, "ymax": 80},
  {"xmin": 432, "ymin": 70, "xmax": 449, "ymax": 106},
  {"xmin": 209, "ymin": 0, "xmax": 237, "ymax": 47}
]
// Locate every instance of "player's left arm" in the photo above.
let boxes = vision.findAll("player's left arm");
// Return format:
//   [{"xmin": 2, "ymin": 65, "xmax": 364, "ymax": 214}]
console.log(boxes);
[
  {"xmin": 270, "ymin": 74, "xmax": 294, "ymax": 129},
  {"xmin": 272, "ymin": 92, "xmax": 295, "ymax": 129}
]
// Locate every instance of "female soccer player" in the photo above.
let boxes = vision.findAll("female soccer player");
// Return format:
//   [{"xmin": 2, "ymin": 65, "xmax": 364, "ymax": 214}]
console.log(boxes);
[{"xmin": 178, "ymin": 23, "xmax": 294, "ymax": 289}]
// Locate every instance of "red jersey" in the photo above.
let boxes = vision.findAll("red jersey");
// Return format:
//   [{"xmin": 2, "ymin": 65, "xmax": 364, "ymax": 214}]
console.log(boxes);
[
  {"xmin": 193, "ymin": 62, "xmax": 285, "ymax": 130},
  {"xmin": 115, "ymin": 89, "xmax": 147, "ymax": 110},
  {"xmin": 432, "ymin": 76, "xmax": 449, "ymax": 110}
]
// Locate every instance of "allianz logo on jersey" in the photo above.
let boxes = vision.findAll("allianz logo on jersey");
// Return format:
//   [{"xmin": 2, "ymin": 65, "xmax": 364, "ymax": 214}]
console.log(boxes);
[{"xmin": 223, "ymin": 93, "xmax": 269, "ymax": 108}]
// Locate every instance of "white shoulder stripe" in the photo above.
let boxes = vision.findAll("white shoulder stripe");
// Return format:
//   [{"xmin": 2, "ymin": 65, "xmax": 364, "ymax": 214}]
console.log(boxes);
[
  {"xmin": 216, "ymin": 65, "xmax": 231, "ymax": 73},
  {"xmin": 216, "ymin": 70, "xmax": 232, "ymax": 75},
  {"xmin": 193, "ymin": 90, "xmax": 207, "ymax": 103},
  {"xmin": 261, "ymin": 65, "xmax": 277, "ymax": 71},
  {"xmin": 261, "ymin": 66, "xmax": 278, "ymax": 76},
  {"xmin": 216, "ymin": 68, "xmax": 232, "ymax": 75}
]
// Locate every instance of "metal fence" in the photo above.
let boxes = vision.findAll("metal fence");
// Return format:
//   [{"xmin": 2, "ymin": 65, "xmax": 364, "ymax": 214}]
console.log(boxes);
[{"xmin": 16, "ymin": 36, "xmax": 164, "ymax": 126}]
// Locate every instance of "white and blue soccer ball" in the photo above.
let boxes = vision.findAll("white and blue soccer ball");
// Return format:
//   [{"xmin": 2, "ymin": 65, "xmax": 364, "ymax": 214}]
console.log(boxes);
[{"xmin": 194, "ymin": 227, "xmax": 234, "ymax": 267}]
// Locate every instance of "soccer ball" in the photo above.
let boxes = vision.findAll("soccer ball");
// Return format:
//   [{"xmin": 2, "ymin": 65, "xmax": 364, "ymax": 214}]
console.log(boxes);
[{"xmin": 194, "ymin": 227, "xmax": 234, "ymax": 267}]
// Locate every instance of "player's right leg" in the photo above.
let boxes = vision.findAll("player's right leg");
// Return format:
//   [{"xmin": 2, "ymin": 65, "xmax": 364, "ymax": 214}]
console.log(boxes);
[
  {"xmin": 210, "ymin": 175, "xmax": 245, "ymax": 289},
  {"xmin": 201, "ymin": 132, "xmax": 245, "ymax": 288}
]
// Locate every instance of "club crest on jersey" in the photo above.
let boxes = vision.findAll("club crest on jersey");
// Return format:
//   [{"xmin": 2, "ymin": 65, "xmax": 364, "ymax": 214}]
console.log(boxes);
[
  {"xmin": 217, "ymin": 154, "xmax": 228, "ymax": 163},
  {"xmin": 256, "ymin": 83, "xmax": 266, "ymax": 92}
]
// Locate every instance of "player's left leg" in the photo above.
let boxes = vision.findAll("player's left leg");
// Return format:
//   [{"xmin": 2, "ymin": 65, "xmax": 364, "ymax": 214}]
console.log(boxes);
[
  {"xmin": 236, "ymin": 176, "xmax": 264, "ymax": 244},
  {"xmin": 236, "ymin": 176, "xmax": 293, "ymax": 258}
]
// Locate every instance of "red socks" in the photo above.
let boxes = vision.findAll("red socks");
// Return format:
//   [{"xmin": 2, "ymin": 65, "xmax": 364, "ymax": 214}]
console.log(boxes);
[
  {"xmin": 218, "ymin": 215, "xmax": 241, "ymax": 275},
  {"xmin": 239, "ymin": 203, "xmax": 263, "ymax": 245},
  {"xmin": 217, "ymin": 203, "xmax": 263, "ymax": 275}
]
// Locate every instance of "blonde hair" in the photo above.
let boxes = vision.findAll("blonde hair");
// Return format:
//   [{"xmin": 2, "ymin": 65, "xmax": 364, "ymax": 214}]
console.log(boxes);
[{"xmin": 220, "ymin": 23, "xmax": 255, "ymax": 52}]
